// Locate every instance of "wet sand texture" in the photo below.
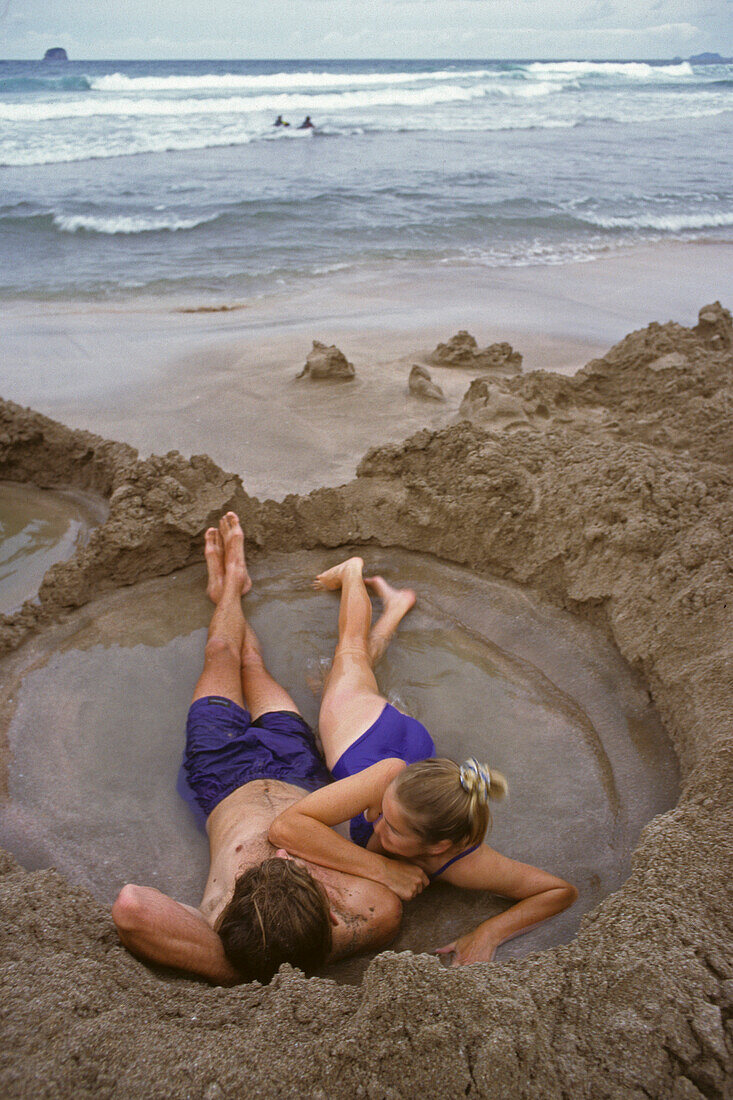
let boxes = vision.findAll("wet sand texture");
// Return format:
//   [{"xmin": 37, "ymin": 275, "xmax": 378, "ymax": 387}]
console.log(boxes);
[{"xmin": 0, "ymin": 304, "xmax": 731, "ymax": 1097}]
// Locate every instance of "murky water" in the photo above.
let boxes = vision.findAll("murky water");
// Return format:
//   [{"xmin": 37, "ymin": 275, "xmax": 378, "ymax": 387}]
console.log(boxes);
[
  {"xmin": 0, "ymin": 481, "xmax": 107, "ymax": 616},
  {"xmin": 0, "ymin": 547, "xmax": 679, "ymax": 980}
]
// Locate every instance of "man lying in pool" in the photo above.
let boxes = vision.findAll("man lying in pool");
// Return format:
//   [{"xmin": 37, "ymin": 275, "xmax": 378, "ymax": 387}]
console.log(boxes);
[{"xmin": 111, "ymin": 513, "xmax": 402, "ymax": 985}]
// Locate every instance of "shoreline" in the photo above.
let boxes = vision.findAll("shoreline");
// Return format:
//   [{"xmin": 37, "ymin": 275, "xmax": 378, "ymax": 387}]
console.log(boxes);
[{"xmin": 2, "ymin": 238, "xmax": 731, "ymax": 499}]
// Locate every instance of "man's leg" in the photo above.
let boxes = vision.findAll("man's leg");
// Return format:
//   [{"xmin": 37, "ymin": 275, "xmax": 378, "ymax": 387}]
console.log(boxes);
[
  {"xmin": 240, "ymin": 617, "xmax": 301, "ymax": 720},
  {"xmin": 315, "ymin": 557, "xmax": 388, "ymax": 771},
  {"xmin": 191, "ymin": 513, "xmax": 250, "ymax": 707},
  {"xmin": 203, "ymin": 517, "xmax": 301, "ymax": 720}
]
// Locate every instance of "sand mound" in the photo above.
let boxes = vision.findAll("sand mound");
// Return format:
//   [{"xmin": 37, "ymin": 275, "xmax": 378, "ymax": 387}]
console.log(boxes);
[
  {"xmin": 297, "ymin": 340, "xmax": 356, "ymax": 381},
  {"xmin": 429, "ymin": 331, "xmax": 523, "ymax": 374},
  {"xmin": 0, "ymin": 305, "xmax": 731, "ymax": 1097},
  {"xmin": 459, "ymin": 302, "xmax": 733, "ymax": 465},
  {"xmin": 408, "ymin": 364, "xmax": 445, "ymax": 402}
]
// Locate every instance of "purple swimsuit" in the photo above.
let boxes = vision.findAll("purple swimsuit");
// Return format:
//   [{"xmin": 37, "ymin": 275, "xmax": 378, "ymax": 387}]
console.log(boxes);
[
  {"xmin": 331, "ymin": 702, "xmax": 435, "ymax": 846},
  {"xmin": 332, "ymin": 702, "xmax": 481, "ymax": 879}
]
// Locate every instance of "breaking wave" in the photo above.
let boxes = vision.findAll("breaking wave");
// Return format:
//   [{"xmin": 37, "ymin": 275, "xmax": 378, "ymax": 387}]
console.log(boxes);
[
  {"xmin": 52, "ymin": 212, "xmax": 221, "ymax": 235},
  {"xmin": 577, "ymin": 210, "xmax": 733, "ymax": 231}
]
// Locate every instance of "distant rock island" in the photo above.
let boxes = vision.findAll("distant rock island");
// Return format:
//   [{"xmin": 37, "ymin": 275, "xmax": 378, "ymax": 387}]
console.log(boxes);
[
  {"xmin": 674, "ymin": 52, "xmax": 731, "ymax": 64},
  {"xmin": 43, "ymin": 47, "xmax": 68, "ymax": 61}
]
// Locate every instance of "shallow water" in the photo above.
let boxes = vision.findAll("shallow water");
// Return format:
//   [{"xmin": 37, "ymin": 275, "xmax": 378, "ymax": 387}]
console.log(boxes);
[
  {"xmin": 0, "ymin": 547, "xmax": 679, "ymax": 980},
  {"xmin": 0, "ymin": 481, "xmax": 107, "ymax": 616}
]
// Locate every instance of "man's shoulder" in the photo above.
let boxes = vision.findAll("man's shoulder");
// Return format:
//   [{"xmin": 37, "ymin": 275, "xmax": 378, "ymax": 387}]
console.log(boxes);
[{"xmin": 327, "ymin": 875, "xmax": 402, "ymax": 960}]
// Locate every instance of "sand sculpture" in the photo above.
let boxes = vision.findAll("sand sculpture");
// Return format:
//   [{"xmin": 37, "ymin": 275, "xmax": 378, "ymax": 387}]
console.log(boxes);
[
  {"xmin": 429, "ymin": 331, "xmax": 523, "ymax": 373},
  {"xmin": 0, "ymin": 305, "xmax": 731, "ymax": 1096},
  {"xmin": 408, "ymin": 364, "xmax": 446, "ymax": 401},
  {"xmin": 297, "ymin": 340, "xmax": 356, "ymax": 380}
]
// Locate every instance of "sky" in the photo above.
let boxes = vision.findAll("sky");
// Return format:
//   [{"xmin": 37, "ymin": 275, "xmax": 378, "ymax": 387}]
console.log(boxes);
[{"xmin": 1, "ymin": 0, "xmax": 731, "ymax": 61}]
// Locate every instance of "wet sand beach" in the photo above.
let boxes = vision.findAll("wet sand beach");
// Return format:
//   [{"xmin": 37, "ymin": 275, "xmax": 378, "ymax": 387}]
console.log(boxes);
[{"xmin": 2, "ymin": 240, "xmax": 731, "ymax": 497}]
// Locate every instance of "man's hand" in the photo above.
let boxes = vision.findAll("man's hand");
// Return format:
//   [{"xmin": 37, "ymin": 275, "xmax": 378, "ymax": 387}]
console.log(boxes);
[
  {"xmin": 377, "ymin": 857, "xmax": 429, "ymax": 900},
  {"xmin": 434, "ymin": 926, "xmax": 498, "ymax": 966}
]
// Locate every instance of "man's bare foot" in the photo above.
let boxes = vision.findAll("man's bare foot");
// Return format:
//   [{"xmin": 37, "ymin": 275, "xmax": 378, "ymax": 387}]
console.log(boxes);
[
  {"xmin": 205, "ymin": 527, "xmax": 225, "ymax": 604},
  {"xmin": 365, "ymin": 576, "xmax": 417, "ymax": 618},
  {"xmin": 313, "ymin": 556, "xmax": 364, "ymax": 591},
  {"xmin": 219, "ymin": 512, "xmax": 252, "ymax": 597}
]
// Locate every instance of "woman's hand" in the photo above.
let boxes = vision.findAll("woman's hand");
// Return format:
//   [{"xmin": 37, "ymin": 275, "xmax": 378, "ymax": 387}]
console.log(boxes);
[
  {"xmin": 378, "ymin": 857, "xmax": 429, "ymax": 900},
  {"xmin": 434, "ymin": 926, "xmax": 498, "ymax": 966}
]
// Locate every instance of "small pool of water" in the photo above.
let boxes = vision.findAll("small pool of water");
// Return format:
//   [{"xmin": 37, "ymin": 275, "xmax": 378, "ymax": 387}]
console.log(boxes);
[
  {"xmin": 0, "ymin": 481, "xmax": 107, "ymax": 616},
  {"xmin": 0, "ymin": 547, "xmax": 679, "ymax": 980}
]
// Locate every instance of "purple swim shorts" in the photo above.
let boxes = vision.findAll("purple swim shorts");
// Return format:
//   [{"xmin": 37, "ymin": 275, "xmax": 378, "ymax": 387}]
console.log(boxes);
[{"xmin": 177, "ymin": 695, "xmax": 331, "ymax": 830}]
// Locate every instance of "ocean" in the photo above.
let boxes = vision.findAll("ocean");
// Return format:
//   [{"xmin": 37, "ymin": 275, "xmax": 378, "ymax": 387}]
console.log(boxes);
[{"xmin": 0, "ymin": 57, "xmax": 731, "ymax": 302}]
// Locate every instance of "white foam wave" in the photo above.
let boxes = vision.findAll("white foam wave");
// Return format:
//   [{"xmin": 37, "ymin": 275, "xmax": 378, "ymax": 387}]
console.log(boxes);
[
  {"xmin": 0, "ymin": 115, "xmax": 587, "ymax": 167},
  {"xmin": 577, "ymin": 210, "xmax": 733, "ymax": 231},
  {"xmin": 53, "ymin": 212, "xmax": 219, "ymax": 235},
  {"xmin": 90, "ymin": 69, "xmax": 493, "ymax": 93},
  {"xmin": 526, "ymin": 60, "xmax": 694, "ymax": 80},
  {"xmin": 496, "ymin": 81, "xmax": 558, "ymax": 98},
  {"xmin": 0, "ymin": 84, "xmax": 488, "ymax": 122}
]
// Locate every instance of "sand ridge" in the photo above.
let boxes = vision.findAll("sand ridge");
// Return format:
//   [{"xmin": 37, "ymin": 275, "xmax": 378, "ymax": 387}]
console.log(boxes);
[{"xmin": 0, "ymin": 304, "xmax": 731, "ymax": 1097}]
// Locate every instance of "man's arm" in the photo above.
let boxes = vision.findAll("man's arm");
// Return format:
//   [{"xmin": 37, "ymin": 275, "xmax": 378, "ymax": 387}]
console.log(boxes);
[{"xmin": 112, "ymin": 884, "xmax": 240, "ymax": 986}]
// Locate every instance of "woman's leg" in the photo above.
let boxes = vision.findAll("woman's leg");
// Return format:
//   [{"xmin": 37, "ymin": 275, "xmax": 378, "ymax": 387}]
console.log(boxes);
[{"xmin": 315, "ymin": 557, "xmax": 388, "ymax": 771}]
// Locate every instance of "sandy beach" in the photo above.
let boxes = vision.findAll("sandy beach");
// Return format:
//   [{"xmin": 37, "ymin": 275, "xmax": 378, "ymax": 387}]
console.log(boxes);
[
  {"xmin": 0, "ymin": 242, "xmax": 731, "ymax": 1095},
  {"xmin": 3, "ymin": 239, "xmax": 731, "ymax": 497},
  {"xmin": 2, "ymin": 34, "xmax": 733, "ymax": 1098}
]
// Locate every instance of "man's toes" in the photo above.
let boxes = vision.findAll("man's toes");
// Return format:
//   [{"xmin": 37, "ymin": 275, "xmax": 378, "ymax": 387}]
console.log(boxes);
[
  {"xmin": 219, "ymin": 512, "xmax": 243, "ymax": 545},
  {"xmin": 205, "ymin": 528, "xmax": 223, "ymax": 552}
]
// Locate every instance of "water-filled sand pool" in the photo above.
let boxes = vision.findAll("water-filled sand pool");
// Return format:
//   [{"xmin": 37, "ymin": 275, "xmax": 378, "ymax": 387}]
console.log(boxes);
[
  {"xmin": 0, "ymin": 547, "xmax": 678, "ymax": 982},
  {"xmin": 0, "ymin": 481, "xmax": 107, "ymax": 616}
]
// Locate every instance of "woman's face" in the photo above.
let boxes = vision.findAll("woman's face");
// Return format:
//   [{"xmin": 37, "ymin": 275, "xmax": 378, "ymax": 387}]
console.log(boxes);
[{"xmin": 372, "ymin": 781, "xmax": 427, "ymax": 860}]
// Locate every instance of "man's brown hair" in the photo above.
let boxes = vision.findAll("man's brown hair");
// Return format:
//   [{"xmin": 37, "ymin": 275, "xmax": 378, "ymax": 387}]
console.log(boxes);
[{"xmin": 216, "ymin": 857, "xmax": 332, "ymax": 982}]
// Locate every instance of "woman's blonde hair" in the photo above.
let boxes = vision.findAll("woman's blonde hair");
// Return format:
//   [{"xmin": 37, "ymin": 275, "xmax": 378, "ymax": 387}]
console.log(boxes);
[{"xmin": 392, "ymin": 756, "xmax": 508, "ymax": 848}]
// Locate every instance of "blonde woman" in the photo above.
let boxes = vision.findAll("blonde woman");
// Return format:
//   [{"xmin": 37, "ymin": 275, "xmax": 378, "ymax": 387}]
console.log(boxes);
[{"xmin": 270, "ymin": 557, "xmax": 577, "ymax": 965}]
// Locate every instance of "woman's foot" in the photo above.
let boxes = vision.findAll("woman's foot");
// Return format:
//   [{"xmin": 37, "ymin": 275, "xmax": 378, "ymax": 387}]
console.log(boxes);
[
  {"xmin": 219, "ymin": 511, "xmax": 252, "ymax": 597},
  {"xmin": 366, "ymin": 576, "xmax": 416, "ymax": 665},
  {"xmin": 365, "ymin": 576, "xmax": 416, "ymax": 618},
  {"xmin": 313, "ymin": 556, "xmax": 364, "ymax": 591}
]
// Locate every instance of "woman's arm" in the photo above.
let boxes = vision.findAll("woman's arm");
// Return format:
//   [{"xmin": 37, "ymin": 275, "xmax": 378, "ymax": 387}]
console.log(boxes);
[
  {"xmin": 112, "ymin": 884, "xmax": 240, "ymax": 985},
  {"xmin": 434, "ymin": 847, "xmax": 578, "ymax": 965},
  {"xmin": 269, "ymin": 758, "xmax": 429, "ymax": 900}
]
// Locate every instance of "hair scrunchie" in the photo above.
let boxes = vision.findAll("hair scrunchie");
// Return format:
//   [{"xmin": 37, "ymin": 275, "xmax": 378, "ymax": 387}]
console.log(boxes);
[{"xmin": 459, "ymin": 757, "xmax": 492, "ymax": 803}]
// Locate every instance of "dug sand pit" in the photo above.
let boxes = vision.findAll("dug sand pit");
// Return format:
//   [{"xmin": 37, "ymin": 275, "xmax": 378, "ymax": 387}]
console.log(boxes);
[
  {"xmin": 0, "ymin": 481, "xmax": 106, "ymax": 617},
  {"xmin": 0, "ymin": 550, "xmax": 677, "ymax": 988}
]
